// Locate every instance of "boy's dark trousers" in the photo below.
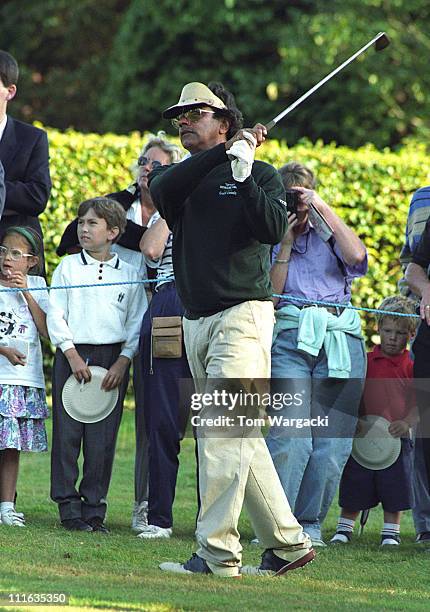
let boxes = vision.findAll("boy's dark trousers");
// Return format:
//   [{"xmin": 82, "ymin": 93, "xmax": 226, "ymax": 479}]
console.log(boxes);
[{"xmin": 50, "ymin": 343, "xmax": 127, "ymax": 523}]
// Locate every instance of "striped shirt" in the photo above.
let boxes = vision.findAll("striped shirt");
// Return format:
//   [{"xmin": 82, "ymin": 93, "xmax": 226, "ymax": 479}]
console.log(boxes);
[
  {"xmin": 143, "ymin": 211, "xmax": 174, "ymax": 289},
  {"xmin": 398, "ymin": 186, "xmax": 430, "ymax": 296}
]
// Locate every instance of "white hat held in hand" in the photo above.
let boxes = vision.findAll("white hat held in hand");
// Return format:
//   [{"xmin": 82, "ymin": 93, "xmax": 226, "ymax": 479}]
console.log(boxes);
[{"xmin": 62, "ymin": 366, "xmax": 119, "ymax": 423}]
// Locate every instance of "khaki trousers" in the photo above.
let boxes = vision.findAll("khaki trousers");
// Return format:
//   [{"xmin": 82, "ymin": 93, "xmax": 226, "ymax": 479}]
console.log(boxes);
[{"xmin": 183, "ymin": 300, "xmax": 310, "ymax": 576}]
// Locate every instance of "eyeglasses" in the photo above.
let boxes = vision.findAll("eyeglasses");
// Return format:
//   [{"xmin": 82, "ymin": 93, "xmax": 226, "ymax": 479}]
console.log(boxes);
[
  {"xmin": 171, "ymin": 108, "xmax": 216, "ymax": 129},
  {"xmin": 137, "ymin": 156, "xmax": 162, "ymax": 169},
  {"xmin": 0, "ymin": 246, "xmax": 34, "ymax": 261}
]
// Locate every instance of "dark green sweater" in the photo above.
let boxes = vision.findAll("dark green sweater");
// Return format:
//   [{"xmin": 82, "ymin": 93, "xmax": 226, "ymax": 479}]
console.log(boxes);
[{"xmin": 149, "ymin": 143, "xmax": 288, "ymax": 317}]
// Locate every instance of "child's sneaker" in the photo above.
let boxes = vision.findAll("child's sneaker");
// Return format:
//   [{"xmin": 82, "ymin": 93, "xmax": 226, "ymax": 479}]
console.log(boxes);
[
  {"xmin": 1, "ymin": 508, "xmax": 25, "ymax": 527},
  {"xmin": 380, "ymin": 534, "xmax": 400, "ymax": 546},
  {"xmin": 131, "ymin": 501, "xmax": 148, "ymax": 533},
  {"xmin": 137, "ymin": 524, "xmax": 172, "ymax": 539},
  {"xmin": 329, "ymin": 531, "xmax": 352, "ymax": 544}
]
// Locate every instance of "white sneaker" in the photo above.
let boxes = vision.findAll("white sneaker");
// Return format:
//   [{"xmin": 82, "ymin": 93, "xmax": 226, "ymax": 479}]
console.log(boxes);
[
  {"xmin": 381, "ymin": 536, "xmax": 400, "ymax": 546},
  {"xmin": 1, "ymin": 508, "xmax": 26, "ymax": 527},
  {"xmin": 131, "ymin": 501, "xmax": 148, "ymax": 533},
  {"xmin": 329, "ymin": 531, "xmax": 352, "ymax": 544},
  {"xmin": 250, "ymin": 537, "xmax": 260, "ymax": 545},
  {"xmin": 137, "ymin": 524, "xmax": 172, "ymax": 539}
]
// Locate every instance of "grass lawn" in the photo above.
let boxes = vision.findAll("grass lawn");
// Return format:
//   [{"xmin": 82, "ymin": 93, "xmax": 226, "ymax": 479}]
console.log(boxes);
[{"xmin": 0, "ymin": 405, "xmax": 429, "ymax": 612}]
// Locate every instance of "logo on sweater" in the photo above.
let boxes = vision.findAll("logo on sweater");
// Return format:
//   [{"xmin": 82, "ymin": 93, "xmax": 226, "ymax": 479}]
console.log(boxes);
[
  {"xmin": 117, "ymin": 293, "xmax": 125, "ymax": 303},
  {"xmin": 219, "ymin": 182, "xmax": 237, "ymax": 197}
]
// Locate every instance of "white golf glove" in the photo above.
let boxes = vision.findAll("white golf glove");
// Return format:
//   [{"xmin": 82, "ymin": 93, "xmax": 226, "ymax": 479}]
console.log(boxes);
[{"xmin": 228, "ymin": 131, "xmax": 256, "ymax": 182}]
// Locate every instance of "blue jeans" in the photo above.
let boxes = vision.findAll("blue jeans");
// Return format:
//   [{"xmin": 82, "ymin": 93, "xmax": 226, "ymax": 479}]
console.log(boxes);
[{"xmin": 266, "ymin": 328, "xmax": 366, "ymax": 541}]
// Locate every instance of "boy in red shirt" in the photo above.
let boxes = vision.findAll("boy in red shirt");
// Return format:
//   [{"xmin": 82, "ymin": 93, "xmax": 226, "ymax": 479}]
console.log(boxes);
[{"xmin": 330, "ymin": 296, "xmax": 418, "ymax": 546}]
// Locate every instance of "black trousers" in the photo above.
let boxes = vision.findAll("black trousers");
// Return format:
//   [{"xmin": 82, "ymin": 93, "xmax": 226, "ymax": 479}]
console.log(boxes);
[
  {"xmin": 412, "ymin": 340, "xmax": 430, "ymax": 491},
  {"xmin": 50, "ymin": 344, "xmax": 127, "ymax": 522}
]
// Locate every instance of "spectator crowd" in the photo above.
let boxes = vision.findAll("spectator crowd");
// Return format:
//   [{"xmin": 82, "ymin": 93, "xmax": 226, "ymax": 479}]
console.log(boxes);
[{"xmin": 1, "ymin": 49, "xmax": 430, "ymax": 578}]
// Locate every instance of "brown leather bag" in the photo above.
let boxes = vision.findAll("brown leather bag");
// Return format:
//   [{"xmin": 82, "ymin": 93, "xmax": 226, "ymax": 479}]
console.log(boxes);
[{"xmin": 151, "ymin": 316, "xmax": 183, "ymax": 358}]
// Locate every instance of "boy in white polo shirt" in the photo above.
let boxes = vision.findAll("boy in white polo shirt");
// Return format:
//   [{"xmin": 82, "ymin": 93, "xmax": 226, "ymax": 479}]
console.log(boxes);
[{"xmin": 47, "ymin": 197, "xmax": 145, "ymax": 532}]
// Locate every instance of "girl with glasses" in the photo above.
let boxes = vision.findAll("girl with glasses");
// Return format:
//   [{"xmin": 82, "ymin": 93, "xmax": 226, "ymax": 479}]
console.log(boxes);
[{"xmin": 0, "ymin": 226, "xmax": 49, "ymax": 527}]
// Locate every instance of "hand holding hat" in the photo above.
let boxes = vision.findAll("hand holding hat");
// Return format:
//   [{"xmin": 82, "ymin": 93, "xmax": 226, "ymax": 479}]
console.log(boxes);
[
  {"xmin": 65, "ymin": 348, "xmax": 92, "ymax": 383},
  {"xmin": 388, "ymin": 419, "xmax": 410, "ymax": 438},
  {"xmin": 101, "ymin": 356, "xmax": 130, "ymax": 391},
  {"xmin": 352, "ymin": 415, "xmax": 401, "ymax": 470}
]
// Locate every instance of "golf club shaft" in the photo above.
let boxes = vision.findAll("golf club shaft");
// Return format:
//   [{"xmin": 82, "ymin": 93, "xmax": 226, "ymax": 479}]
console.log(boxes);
[{"xmin": 265, "ymin": 32, "xmax": 388, "ymax": 131}]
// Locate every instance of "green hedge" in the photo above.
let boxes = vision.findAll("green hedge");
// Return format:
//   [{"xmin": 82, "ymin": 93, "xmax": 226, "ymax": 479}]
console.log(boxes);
[{"xmin": 40, "ymin": 126, "xmax": 429, "ymax": 348}]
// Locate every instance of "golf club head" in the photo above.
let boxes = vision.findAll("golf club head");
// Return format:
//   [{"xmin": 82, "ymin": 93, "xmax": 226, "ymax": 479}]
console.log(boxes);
[{"xmin": 375, "ymin": 32, "xmax": 390, "ymax": 51}]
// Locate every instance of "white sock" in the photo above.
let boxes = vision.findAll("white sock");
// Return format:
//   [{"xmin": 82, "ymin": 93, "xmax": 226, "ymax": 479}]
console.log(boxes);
[
  {"xmin": 330, "ymin": 517, "xmax": 355, "ymax": 542},
  {"xmin": 382, "ymin": 522, "xmax": 400, "ymax": 539},
  {"xmin": 0, "ymin": 501, "xmax": 14, "ymax": 513},
  {"xmin": 336, "ymin": 517, "xmax": 355, "ymax": 533}
]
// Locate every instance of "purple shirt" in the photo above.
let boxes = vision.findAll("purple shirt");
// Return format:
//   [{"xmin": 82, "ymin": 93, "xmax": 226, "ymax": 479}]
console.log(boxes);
[{"xmin": 272, "ymin": 225, "xmax": 367, "ymax": 309}]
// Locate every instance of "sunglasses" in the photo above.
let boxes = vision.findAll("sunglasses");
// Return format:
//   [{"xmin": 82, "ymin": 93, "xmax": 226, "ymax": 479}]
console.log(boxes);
[
  {"xmin": 0, "ymin": 245, "xmax": 34, "ymax": 261},
  {"xmin": 137, "ymin": 156, "xmax": 162, "ymax": 169},
  {"xmin": 171, "ymin": 108, "xmax": 216, "ymax": 129}
]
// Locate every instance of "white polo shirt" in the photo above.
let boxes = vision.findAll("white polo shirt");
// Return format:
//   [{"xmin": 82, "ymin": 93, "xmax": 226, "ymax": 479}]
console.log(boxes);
[{"xmin": 47, "ymin": 250, "xmax": 146, "ymax": 359}]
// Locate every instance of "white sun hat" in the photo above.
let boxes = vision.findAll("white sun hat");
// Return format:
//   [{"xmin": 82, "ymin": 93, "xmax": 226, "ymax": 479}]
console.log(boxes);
[
  {"xmin": 351, "ymin": 415, "xmax": 402, "ymax": 470},
  {"xmin": 162, "ymin": 82, "xmax": 227, "ymax": 119},
  {"xmin": 62, "ymin": 366, "xmax": 119, "ymax": 423}
]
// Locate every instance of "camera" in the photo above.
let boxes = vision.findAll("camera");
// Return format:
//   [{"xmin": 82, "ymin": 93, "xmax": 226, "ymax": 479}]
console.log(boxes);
[{"xmin": 285, "ymin": 189, "xmax": 300, "ymax": 214}]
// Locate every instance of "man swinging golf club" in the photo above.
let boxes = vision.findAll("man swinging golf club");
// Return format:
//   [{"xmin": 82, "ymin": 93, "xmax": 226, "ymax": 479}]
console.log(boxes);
[{"xmin": 148, "ymin": 80, "xmax": 314, "ymax": 577}]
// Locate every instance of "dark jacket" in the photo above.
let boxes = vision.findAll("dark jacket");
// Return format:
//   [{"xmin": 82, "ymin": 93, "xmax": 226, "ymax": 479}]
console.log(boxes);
[
  {"xmin": 0, "ymin": 161, "xmax": 4, "ymax": 219},
  {"xmin": 0, "ymin": 116, "xmax": 51, "ymax": 237}
]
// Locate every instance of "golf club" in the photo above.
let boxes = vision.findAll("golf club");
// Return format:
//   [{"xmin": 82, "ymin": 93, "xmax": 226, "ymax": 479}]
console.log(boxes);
[{"xmin": 265, "ymin": 31, "xmax": 390, "ymax": 131}]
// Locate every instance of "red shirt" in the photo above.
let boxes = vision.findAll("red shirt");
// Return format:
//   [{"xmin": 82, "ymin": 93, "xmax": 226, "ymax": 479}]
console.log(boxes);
[{"xmin": 361, "ymin": 345, "xmax": 414, "ymax": 422}]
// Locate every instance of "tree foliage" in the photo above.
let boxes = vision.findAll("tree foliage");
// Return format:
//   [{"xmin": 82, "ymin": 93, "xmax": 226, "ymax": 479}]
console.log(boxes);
[
  {"xmin": 2, "ymin": 0, "xmax": 430, "ymax": 147},
  {"xmin": 0, "ymin": 0, "xmax": 130, "ymax": 131},
  {"xmin": 100, "ymin": 0, "xmax": 430, "ymax": 147}
]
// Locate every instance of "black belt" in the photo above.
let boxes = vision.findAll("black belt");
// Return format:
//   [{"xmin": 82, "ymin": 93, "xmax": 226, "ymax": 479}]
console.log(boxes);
[{"xmin": 297, "ymin": 303, "xmax": 346, "ymax": 316}]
